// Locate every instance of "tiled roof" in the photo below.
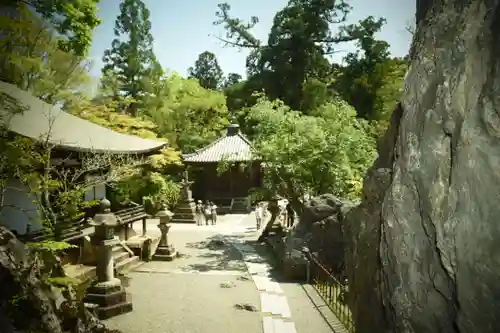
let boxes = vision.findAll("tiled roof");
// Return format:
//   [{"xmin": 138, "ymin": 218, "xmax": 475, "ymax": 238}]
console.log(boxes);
[
  {"xmin": 0, "ymin": 81, "xmax": 167, "ymax": 154},
  {"xmin": 183, "ymin": 126, "xmax": 255, "ymax": 163}
]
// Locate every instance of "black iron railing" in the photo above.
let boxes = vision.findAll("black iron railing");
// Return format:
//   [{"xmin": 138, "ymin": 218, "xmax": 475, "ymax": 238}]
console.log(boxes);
[{"xmin": 304, "ymin": 249, "xmax": 355, "ymax": 332}]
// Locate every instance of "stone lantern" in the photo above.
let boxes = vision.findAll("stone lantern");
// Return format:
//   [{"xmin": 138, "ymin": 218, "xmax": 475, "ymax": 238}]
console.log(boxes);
[
  {"xmin": 152, "ymin": 203, "xmax": 177, "ymax": 261},
  {"xmin": 85, "ymin": 198, "xmax": 133, "ymax": 319}
]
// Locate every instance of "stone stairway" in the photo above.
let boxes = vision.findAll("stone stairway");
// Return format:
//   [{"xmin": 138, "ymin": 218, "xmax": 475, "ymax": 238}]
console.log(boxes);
[
  {"xmin": 64, "ymin": 242, "xmax": 143, "ymax": 282},
  {"xmin": 112, "ymin": 244, "xmax": 143, "ymax": 275}
]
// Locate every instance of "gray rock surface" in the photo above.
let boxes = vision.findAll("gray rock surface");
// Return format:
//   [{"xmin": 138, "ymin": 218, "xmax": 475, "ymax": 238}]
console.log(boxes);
[
  {"xmin": 345, "ymin": 1, "xmax": 500, "ymax": 332},
  {"xmin": 0, "ymin": 227, "xmax": 118, "ymax": 333},
  {"xmin": 273, "ymin": 194, "xmax": 355, "ymax": 278}
]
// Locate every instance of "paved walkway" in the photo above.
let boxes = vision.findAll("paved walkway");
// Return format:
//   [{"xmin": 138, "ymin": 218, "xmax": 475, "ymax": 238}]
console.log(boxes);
[{"xmin": 104, "ymin": 214, "xmax": 334, "ymax": 333}]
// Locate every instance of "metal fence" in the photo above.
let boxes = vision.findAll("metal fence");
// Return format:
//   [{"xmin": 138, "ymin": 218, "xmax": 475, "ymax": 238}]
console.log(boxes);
[{"xmin": 304, "ymin": 249, "xmax": 355, "ymax": 332}]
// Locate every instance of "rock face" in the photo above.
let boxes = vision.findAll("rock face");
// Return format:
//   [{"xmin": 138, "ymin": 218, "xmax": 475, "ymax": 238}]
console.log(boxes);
[
  {"xmin": 0, "ymin": 227, "xmax": 120, "ymax": 333},
  {"xmin": 279, "ymin": 194, "xmax": 354, "ymax": 279},
  {"xmin": 345, "ymin": 1, "xmax": 500, "ymax": 332}
]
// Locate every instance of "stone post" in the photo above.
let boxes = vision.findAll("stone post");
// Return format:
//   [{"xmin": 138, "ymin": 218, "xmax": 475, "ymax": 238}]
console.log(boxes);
[
  {"xmin": 84, "ymin": 198, "xmax": 133, "ymax": 319},
  {"xmin": 152, "ymin": 203, "xmax": 177, "ymax": 261},
  {"xmin": 171, "ymin": 169, "xmax": 197, "ymax": 224}
]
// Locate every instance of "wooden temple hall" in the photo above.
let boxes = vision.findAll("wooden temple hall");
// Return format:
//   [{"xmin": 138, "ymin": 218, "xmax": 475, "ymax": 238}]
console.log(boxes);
[{"xmin": 182, "ymin": 124, "xmax": 262, "ymax": 213}]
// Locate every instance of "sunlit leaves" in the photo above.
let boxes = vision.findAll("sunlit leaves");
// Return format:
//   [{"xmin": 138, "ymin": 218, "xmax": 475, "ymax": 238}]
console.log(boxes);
[
  {"xmin": 246, "ymin": 97, "xmax": 377, "ymax": 201},
  {"xmin": 0, "ymin": 7, "xmax": 92, "ymax": 104}
]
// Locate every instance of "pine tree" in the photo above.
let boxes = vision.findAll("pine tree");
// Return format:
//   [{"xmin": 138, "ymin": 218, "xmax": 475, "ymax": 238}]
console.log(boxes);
[
  {"xmin": 187, "ymin": 51, "xmax": 224, "ymax": 90},
  {"xmin": 101, "ymin": 0, "xmax": 155, "ymax": 116}
]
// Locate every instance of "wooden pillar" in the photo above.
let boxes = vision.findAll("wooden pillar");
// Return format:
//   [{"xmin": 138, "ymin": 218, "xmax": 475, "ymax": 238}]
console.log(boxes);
[{"xmin": 229, "ymin": 166, "xmax": 234, "ymax": 198}]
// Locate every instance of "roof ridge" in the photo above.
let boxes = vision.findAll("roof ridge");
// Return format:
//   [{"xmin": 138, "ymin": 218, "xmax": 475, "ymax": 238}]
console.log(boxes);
[
  {"xmin": 182, "ymin": 131, "xmax": 255, "ymax": 163},
  {"xmin": 182, "ymin": 135, "xmax": 226, "ymax": 158}
]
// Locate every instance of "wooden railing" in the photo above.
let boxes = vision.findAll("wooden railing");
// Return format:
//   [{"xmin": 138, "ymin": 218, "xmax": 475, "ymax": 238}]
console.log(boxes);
[
  {"xmin": 114, "ymin": 201, "xmax": 150, "ymax": 240},
  {"xmin": 20, "ymin": 217, "xmax": 90, "ymax": 243},
  {"xmin": 304, "ymin": 249, "xmax": 355, "ymax": 332}
]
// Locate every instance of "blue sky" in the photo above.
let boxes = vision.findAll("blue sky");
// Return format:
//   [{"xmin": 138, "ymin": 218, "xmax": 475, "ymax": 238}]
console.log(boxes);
[{"xmin": 89, "ymin": 0, "xmax": 415, "ymax": 82}]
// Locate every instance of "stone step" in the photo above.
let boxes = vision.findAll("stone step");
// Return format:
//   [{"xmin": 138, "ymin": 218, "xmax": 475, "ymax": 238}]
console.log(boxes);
[
  {"xmin": 173, "ymin": 214, "xmax": 197, "ymax": 220},
  {"xmin": 115, "ymin": 255, "xmax": 141, "ymax": 273},
  {"xmin": 113, "ymin": 251, "xmax": 131, "ymax": 264},
  {"xmin": 171, "ymin": 218, "xmax": 197, "ymax": 224},
  {"xmin": 112, "ymin": 245, "xmax": 124, "ymax": 255},
  {"xmin": 262, "ymin": 317, "xmax": 297, "ymax": 333},
  {"xmin": 64, "ymin": 264, "xmax": 96, "ymax": 282},
  {"xmin": 260, "ymin": 293, "xmax": 292, "ymax": 318}
]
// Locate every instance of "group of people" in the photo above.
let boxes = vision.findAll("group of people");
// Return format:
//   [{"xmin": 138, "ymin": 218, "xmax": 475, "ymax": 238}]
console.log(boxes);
[
  {"xmin": 253, "ymin": 199, "xmax": 295, "ymax": 230},
  {"xmin": 195, "ymin": 200, "xmax": 218, "ymax": 226}
]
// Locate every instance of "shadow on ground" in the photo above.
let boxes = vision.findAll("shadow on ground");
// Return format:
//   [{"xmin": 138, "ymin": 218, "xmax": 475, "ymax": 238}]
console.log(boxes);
[{"xmin": 180, "ymin": 234, "xmax": 249, "ymax": 272}]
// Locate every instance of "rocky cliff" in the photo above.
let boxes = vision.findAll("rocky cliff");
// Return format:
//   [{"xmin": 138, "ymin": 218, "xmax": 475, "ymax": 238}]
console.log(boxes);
[
  {"xmin": 0, "ymin": 227, "xmax": 120, "ymax": 333},
  {"xmin": 345, "ymin": 1, "xmax": 500, "ymax": 332},
  {"xmin": 278, "ymin": 194, "xmax": 354, "ymax": 278}
]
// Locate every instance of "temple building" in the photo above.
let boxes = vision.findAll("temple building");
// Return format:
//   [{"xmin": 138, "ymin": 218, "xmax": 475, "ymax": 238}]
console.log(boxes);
[
  {"xmin": 0, "ymin": 80, "xmax": 166, "ymax": 238},
  {"xmin": 182, "ymin": 124, "xmax": 262, "ymax": 213}
]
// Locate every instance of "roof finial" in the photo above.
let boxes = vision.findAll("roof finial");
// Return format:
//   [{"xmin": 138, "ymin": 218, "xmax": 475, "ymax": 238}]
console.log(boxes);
[{"xmin": 226, "ymin": 123, "xmax": 240, "ymax": 136}]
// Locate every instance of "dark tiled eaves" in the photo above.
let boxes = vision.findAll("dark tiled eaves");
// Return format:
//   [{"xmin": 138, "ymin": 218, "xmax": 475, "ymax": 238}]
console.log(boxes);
[
  {"xmin": 0, "ymin": 81, "xmax": 167, "ymax": 155},
  {"xmin": 183, "ymin": 133, "xmax": 255, "ymax": 163}
]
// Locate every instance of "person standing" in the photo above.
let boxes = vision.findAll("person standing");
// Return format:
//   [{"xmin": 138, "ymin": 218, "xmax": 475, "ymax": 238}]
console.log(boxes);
[
  {"xmin": 195, "ymin": 200, "xmax": 204, "ymax": 226},
  {"xmin": 255, "ymin": 202, "xmax": 263, "ymax": 229},
  {"xmin": 211, "ymin": 201, "xmax": 218, "ymax": 225},
  {"xmin": 204, "ymin": 200, "xmax": 212, "ymax": 225},
  {"xmin": 286, "ymin": 202, "xmax": 294, "ymax": 228},
  {"xmin": 258, "ymin": 197, "xmax": 280, "ymax": 242}
]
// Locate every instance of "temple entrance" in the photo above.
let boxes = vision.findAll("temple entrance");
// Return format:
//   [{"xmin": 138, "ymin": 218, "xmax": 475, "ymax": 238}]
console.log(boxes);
[{"xmin": 181, "ymin": 124, "xmax": 262, "ymax": 214}]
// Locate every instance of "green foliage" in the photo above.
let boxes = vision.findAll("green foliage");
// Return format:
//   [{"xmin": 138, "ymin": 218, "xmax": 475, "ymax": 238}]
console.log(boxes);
[
  {"xmin": 331, "ymin": 17, "xmax": 408, "ymax": 125},
  {"xmin": 45, "ymin": 276, "xmax": 81, "ymax": 287},
  {"xmin": 70, "ymin": 98, "xmax": 184, "ymax": 212},
  {"xmin": 214, "ymin": 1, "xmax": 386, "ymax": 113},
  {"xmin": 188, "ymin": 51, "xmax": 225, "ymax": 90},
  {"xmin": 27, "ymin": 240, "xmax": 77, "ymax": 253},
  {"xmin": 110, "ymin": 171, "xmax": 180, "ymax": 213},
  {"xmin": 3, "ymin": 0, "xmax": 102, "ymax": 56},
  {"xmin": 0, "ymin": 7, "xmax": 92, "ymax": 104},
  {"xmin": 147, "ymin": 74, "xmax": 229, "ymax": 152},
  {"xmin": 244, "ymin": 97, "xmax": 377, "ymax": 201},
  {"xmin": 223, "ymin": 73, "xmax": 243, "ymax": 89},
  {"xmin": 101, "ymin": 0, "xmax": 156, "ymax": 116}
]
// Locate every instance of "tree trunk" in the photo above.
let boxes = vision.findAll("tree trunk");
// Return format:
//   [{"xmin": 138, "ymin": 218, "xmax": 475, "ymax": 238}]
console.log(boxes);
[{"xmin": 345, "ymin": 1, "xmax": 500, "ymax": 333}]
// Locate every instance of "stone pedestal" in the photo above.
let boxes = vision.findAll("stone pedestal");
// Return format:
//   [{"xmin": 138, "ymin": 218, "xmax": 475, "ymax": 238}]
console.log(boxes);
[
  {"xmin": 152, "ymin": 204, "xmax": 177, "ymax": 261},
  {"xmin": 172, "ymin": 173, "xmax": 197, "ymax": 224},
  {"xmin": 84, "ymin": 198, "xmax": 133, "ymax": 320}
]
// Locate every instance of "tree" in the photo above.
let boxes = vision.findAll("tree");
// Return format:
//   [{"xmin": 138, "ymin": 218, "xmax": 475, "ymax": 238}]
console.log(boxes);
[
  {"xmin": 213, "ymin": 1, "xmax": 385, "ymax": 112},
  {"xmin": 0, "ymin": 6, "xmax": 92, "ymax": 104},
  {"xmin": 2, "ymin": 0, "xmax": 102, "ymax": 56},
  {"xmin": 222, "ymin": 72, "xmax": 242, "ymax": 89},
  {"xmin": 101, "ymin": 0, "xmax": 156, "ymax": 116},
  {"xmin": 70, "ymin": 98, "xmax": 183, "ymax": 212},
  {"xmin": 345, "ymin": 1, "xmax": 500, "ymax": 333},
  {"xmin": 146, "ymin": 74, "xmax": 229, "ymax": 152},
  {"xmin": 0, "ymin": 95, "xmax": 138, "ymax": 238},
  {"xmin": 188, "ymin": 51, "xmax": 224, "ymax": 90},
  {"xmin": 332, "ymin": 17, "xmax": 396, "ymax": 121},
  {"xmin": 240, "ymin": 96, "xmax": 376, "ymax": 211}
]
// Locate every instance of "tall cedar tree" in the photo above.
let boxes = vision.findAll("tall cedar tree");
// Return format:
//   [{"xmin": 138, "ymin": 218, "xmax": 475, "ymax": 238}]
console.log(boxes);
[
  {"xmin": 188, "ymin": 51, "xmax": 224, "ymax": 90},
  {"xmin": 101, "ymin": 0, "xmax": 156, "ymax": 116},
  {"xmin": 214, "ymin": 0, "xmax": 385, "ymax": 112}
]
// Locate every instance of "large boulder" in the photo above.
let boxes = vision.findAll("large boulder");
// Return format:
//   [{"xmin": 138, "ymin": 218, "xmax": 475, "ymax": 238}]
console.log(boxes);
[
  {"xmin": 277, "ymin": 194, "xmax": 356, "ymax": 279},
  {"xmin": 345, "ymin": 1, "xmax": 500, "ymax": 332},
  {"xmin": 0, "ymin": 227, "xmax": 120, "ymax": 333}
]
